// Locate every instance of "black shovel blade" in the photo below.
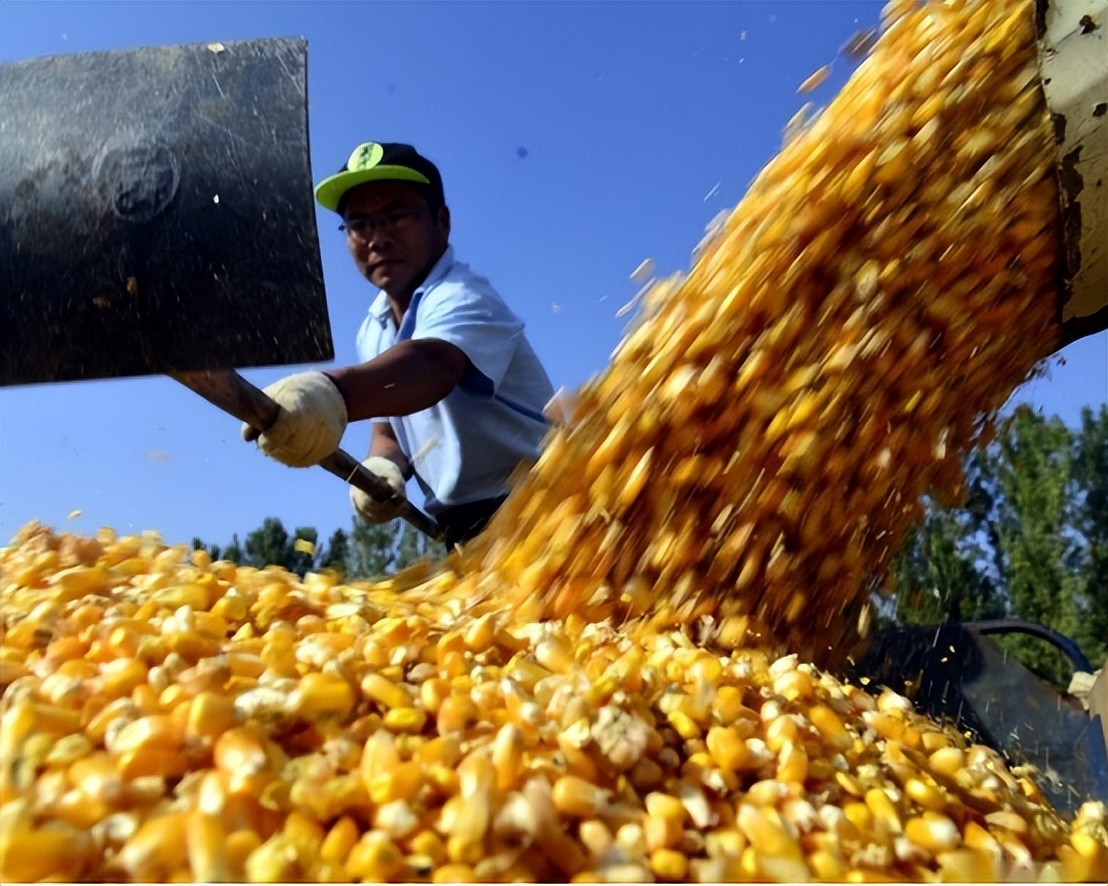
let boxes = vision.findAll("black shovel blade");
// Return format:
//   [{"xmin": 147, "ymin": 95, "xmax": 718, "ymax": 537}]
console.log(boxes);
[{"xmin": 0, "ymin": 37, "xmax": 333, "ymax": 387}]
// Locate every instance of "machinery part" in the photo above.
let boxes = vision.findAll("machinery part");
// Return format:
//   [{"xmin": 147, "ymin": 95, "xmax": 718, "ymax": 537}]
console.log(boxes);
[
  {"xmin": 961, "ymin": 617, "xmax": 1094, "ymax": 671},
  {"xmin": 1037, "ymin": 0, "xmax": 1108, "ymax": 346},
  {"xmin": 0, "ymin": 37, "xmax": 333, "ymax": 385},
  {"xmin": 851, "ymin": 619, "xmax": 1108, "ymax": 818}
]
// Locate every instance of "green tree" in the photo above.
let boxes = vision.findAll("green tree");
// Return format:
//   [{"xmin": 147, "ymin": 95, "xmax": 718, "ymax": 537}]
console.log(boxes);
[
  {"xmin": 348, "ymin": 520, "xmax": 397, "ymax": 579},
  {"xmin": 192, "ymin": 536, "xmax": 222, "ymax": 561},
  {"xmin": 888, "ymin": 503, "xmax": 1004, "ymax": 626},
  {"xmin": 1069, "ymin": 406, "xmax": 1108, "ymax": 667},
  {"xmin": 986, "ymin": 407, "xmax": 1085, "ymax": 684},
  {"xmin": 344, "ymin": 519, "xmax": 445, "ymax": 580},
  {"xmin": 194, "ymin": 515, "xmax": 447, "ymax": 582},
  {"xmin": 288, "ymin": 526, "xmax": 319, "ymax": 577},
  {"xmin": 397, "ymin": 523, "xmax": 445, "ymax": 570},
  {"xmin": 242, "ymin": 517, "xmax": 294, "ymax": 571},
  {"xmin": 318, "ymin": 527, "xmax": 351, "ymax": 577},
  {"xmin": 888, "ymin": 405, "xmax": 1108, "ymax": 687},
  {"xmin": 223, "ymin": 534, "xmax": 243, "ymax": 564}
]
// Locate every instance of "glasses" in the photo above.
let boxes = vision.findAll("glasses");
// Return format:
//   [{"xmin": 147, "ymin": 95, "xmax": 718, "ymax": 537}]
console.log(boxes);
[{"xmin": 339, "ymin": 206, "xmax": 428, "ymax": 241}]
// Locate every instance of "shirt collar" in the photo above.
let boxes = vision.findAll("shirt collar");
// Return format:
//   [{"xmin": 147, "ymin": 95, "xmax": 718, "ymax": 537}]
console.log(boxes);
[
  {"xmin": 416, "ymin": 244, "xmax": 455, "ymax": 295},
  {"xmin": 366, "ymin": 245, "xmax": 455, "ymax": 327}
]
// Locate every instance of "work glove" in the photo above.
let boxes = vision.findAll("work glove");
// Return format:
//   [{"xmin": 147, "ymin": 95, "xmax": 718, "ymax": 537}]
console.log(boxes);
[
  {"xmin": 241, "ymin": 371, "xmax": 348, "ymax": 467},
  {"xmin": 350, "ymin": 456, "xmax": 407, "ymax": 523}
]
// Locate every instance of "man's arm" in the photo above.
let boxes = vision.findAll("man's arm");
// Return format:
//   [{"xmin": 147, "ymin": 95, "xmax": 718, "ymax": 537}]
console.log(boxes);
[
  {"xmin": 327, "ymin": 338, "xmax": 468, "ymax": 422},
  {"xmin": 369, "ymin": 421, "xmax": 412, "ymax": 479}
]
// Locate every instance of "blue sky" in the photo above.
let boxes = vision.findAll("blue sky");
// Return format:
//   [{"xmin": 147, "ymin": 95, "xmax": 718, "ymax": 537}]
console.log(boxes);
[{"xmin": 2, "ymin": 1, "xmax": 1105, "ymax": 549}]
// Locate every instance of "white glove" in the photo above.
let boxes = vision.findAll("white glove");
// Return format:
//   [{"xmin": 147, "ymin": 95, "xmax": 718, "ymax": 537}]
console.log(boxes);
[
  {"xmin": 241, "ymin": 371, "xmax": 348, "ymax": 467},
  {"xmin": 350, "ymin": 456, "xmax": 407, "ymax": 523}
]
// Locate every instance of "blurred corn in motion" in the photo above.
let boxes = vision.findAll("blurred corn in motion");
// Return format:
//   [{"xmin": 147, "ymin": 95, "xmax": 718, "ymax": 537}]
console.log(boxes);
[{"xmin": 471, "ymin": 0, "xmax": 1108, "ymax": 663}]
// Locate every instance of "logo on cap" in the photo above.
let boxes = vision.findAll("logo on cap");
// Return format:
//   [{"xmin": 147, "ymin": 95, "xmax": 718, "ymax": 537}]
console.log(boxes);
[{"xmin": 347, "ymin": 142, "xmax": 385, "ymax": 172}]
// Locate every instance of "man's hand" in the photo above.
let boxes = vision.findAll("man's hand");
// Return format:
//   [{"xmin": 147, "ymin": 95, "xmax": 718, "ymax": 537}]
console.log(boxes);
[
  {"xmin": 350, "ymin": 456, "xmax": 407, "ymax": 523},
  {"xmin": 241, "ymin": 371, "xmax": 348, "ymax": 467}
]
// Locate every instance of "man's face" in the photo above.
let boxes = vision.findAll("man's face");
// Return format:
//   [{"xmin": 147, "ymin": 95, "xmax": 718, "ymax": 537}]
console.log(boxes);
[{"xmin": 341, "ymin": 181, "xmax": 450, "ymax": 303}]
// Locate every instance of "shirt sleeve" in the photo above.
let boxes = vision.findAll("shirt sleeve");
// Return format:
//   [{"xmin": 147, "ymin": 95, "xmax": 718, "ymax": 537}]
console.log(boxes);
[{"xmin": 409, "ymin": 274, "xmax": 523, "ymax": 393}]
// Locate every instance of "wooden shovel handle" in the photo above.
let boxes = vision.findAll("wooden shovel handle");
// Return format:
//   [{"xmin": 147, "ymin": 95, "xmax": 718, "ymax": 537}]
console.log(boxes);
[{"xmin": 171, "ymin": 369, "xmax": 444, "ymax": 542}]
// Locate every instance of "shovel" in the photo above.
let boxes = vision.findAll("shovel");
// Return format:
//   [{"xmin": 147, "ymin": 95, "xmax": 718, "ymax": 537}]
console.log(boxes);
[{"xmin": 0, "ymin": 37, "xmax": 443, "ymax": 542}]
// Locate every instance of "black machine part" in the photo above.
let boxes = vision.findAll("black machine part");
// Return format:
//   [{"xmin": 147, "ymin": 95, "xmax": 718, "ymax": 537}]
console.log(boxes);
[{"xmin": 850, "ymin": 618, "xmax": 1108, "ymax": 819}]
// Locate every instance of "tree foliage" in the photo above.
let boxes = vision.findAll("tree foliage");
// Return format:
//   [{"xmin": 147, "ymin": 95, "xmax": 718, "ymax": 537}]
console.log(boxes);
[
  {"xmin": 194, "ymin": 517, "xmax": 444, "ymax": 581},
  {"xmin": 887, "ymin": 404, "xmax": 1108, "ymax": 687}
]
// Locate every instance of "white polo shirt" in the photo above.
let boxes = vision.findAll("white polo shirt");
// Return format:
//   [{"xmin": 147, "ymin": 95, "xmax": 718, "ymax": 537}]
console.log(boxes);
[{"xmin": 355, "ymin": 246, "xmax": 554, "ymax": 516}]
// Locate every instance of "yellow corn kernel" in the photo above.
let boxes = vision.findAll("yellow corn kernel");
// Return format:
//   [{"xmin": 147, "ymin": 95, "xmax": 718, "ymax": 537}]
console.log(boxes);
[
  {"xmin": 426, "ymin": 762, "xmax": 461, "ymax": 797},
  {"xmin": 904, "ymin": 777, "xmax": 947, "ymax": 813},
  {"xmin": 362, "ymin": 672, "xmax": 414, "ymax": 711},
  {"xmin": 215, "ymin": 722, "xmax": 269, "ymax": 771},
  {"xmin": 905, "ymin": 812, "xmax": 961, "ymax": 853},
  {"xmin": 117, "ymin": 746, "xmax": 190, "ymax": 780},
  {"xmin": 0, "ymin": 820, "xmax": 94, "ymax": 882},
  {"xmin": 842, "ymin": 800, "xmax": 873, "ymax": 833},
  {"xmin": 579, "ymin": 818, "xmax": 615, "ymax": 858},
  {"xmin": 346, "ymin": 830, "xmax": 404, "ymax": 880},
  {"xmin": 927, "ymin": 746, "xmax": 966, "ymax": 779},
  {"xmin": 736, "ymin": 805, "xmax": 801, "ymax": 859},
  {"xmin": 984, "ymin": 809, "xmax": 1030, "ymax": 835},
  {"xmin": 764, "ymin": 714, "xmax": 799, "ymax": 753},
  {"xmin": 107, "ymin": 713, "xmax": 180, "ymax": 755},
  {"xmin": 185, "ymin": 690, "xmax": 239, "ymax": 741},
  {"xmin": 221, "ymin": 830, "xmax": 261, "ymax": 880},
  {"xmin": 551, "ymin": 775, "xmax": 611, "ymax": 818},
  {"xmin": 118, "ymin": 812, "xmax": 189, "ymax": 882},
  {"xmin": 409, "ymin": 830, "xmax": 448, "ymax": 867},
  {"xmin": 649, "ymin": 847, "xmax": 689, "ymax": 880},
  {"xmin": 864, "ymin": 787, "xmax": 903, "ymax": 834},
  {"xmin": 463, "ymin": 612, "xmax": 497, "ymax": 651},
  {"xmin": 808, "ymin": 704, "xmax": 853, "ymax": 751},
  {"xmin": 383, "ymin": 707, "xmax": 428, "ymax": 733},
  {"xmin": 808, "ymin": 847, "xmax": 846, "ymax": 880},
  {"xmin": 644, "ymin": 813, "xmax": 684, "ymax": 853},
  {"xmin": 436, "ymin": 694, "xmax": 480, "ymax": 734},
  {"xmin": 776, "ymin": 741, "xmax": 808, "ymax": 784},
  {"xmin": 414, "ymin": 734, "xmax": 463, "ymax": 768},
  {"xmin": 293, "ymin": 672, "xmax": 356, "ymax": 719},
  {"xmin": 936, "ymin": 847, "xmax": 1002, "ymax": 882},
  {"xmin": 29, "ymin": 702, "xmax": 82, "ymax": 736},
  {"xmin": 666, "ymin": 709, "xmax": 701, "ymax": 741},
  {"xmin": 186, "ymin": 812, "xmax": 231, "ymax": 882},
  {"xmin": 534, "ymin": 636, "xmax": 575, "ymax": 673},
  {"xmin": 492, "ymin": 723, "xmax": 525, "ymax": 791},
  {"xmin": 432, "ymin": 862, "xmax": 479, "ymax": 883},
  {"xmin": 367, "ymin": 760, "xmax": 424, "ymax": 806}
]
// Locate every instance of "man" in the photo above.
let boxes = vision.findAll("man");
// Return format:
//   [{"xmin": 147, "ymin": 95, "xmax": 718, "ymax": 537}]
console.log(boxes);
[{"xmin": 243, "ymin": 141, "xmax": 554, "ymax": 547}]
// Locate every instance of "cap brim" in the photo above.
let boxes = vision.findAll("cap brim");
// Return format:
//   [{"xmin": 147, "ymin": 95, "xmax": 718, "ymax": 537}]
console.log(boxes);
[{"xmin": 314, "ymin": 165, "xmax": 432, "ymax": 212}]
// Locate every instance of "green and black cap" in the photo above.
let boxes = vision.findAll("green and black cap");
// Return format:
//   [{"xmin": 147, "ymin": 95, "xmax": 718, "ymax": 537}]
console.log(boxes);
[{"xmin": 315, "ymin": 142, "xmax": 445, "ymax": 213}]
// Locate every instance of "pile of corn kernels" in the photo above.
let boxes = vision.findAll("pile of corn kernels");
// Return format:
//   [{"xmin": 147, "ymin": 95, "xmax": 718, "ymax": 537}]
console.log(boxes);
[
  {"xmin": 5, "ymin": 0, "xmax": 1108, "ymax": 881},
  {"xmin": 1, "ymin": 523, "xmax": 1106, "ymax": 882}
]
